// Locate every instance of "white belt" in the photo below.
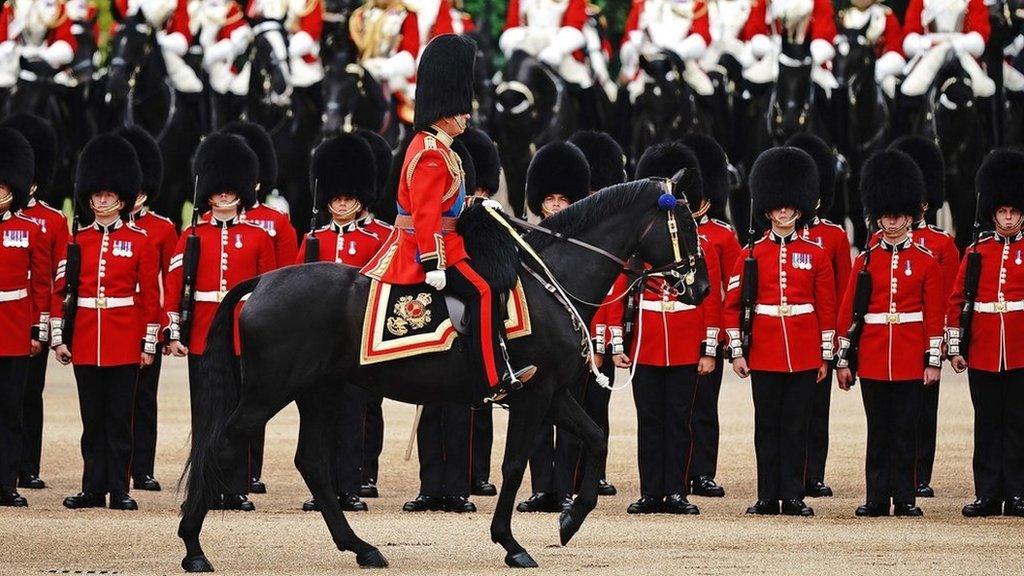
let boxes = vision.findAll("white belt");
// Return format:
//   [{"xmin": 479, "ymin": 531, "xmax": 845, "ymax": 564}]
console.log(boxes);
[
  {"xmin": 195, "ymin": 290, "xmax": 229, "ymax": 303},
  {"xmin": 640, "ymin": 300, "xmax": 697, "ymax": 313},
  {"xmin": 863, "ymin": 311, "xmax": 923, "ymax": 324},
  {"xmin": 78, "ymin": 296, "xmax": 135, "ymax": 309},
  {"xmin": 0, "ymin": 288, "xmax": 28, "ymax": 302},
  {"xmin": 974, "ymin": 300, "xmax": 1024, "ymax": 313},
  {"xmin": 754, "ymin": 303, "xmax": 815, "ymax": 317}
]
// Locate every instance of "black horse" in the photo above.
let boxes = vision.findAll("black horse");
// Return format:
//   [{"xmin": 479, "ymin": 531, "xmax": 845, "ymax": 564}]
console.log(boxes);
[
  {"xmin": 492, "ymin": 51, "xmax": 577, "ymax": 217},
  {"xmin": 320, "ymin": 58, "xmax": 390, "ymax": 141},
  {"xmin": 767, "ymin": 39, "xmax": 830, "ymax": 145},
  {"xmin": 177, "ymin": 179, "xmax": 709, "ymax": 571},
  {"xmin": 830, "ymin": 21, "xmax": 889, "ymax": 247},
  {"xmin": 627, "ymin": 51, "xmax": 701, "ymax": 168}
]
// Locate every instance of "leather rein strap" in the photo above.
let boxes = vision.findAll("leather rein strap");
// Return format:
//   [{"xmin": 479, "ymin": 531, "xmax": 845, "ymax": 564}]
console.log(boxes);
[{"xmin": 500, "ymin": 213, "xmax": 630, "ymax": 268}]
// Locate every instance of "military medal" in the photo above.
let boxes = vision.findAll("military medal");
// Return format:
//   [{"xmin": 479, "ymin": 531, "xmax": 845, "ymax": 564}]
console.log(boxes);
[
  {"xmin": 905, "ymin": 260, "xmax": 912, "ymax": 276},
  {"xmin": 1016, "ymin": 250, "xmax": 1021, "ymax": 266},
  {"xmin": 235, "ymin": 234, "xmax": 243, "ymax": 249},
  {"xmin": 348, "ymin": 241, "xmax": 356, "ymax": 256}
]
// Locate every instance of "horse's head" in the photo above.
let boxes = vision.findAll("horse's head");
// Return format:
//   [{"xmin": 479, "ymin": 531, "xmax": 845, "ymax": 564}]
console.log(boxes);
[
  {"xmin": 833, "ymin": 20, "xmax": 874, "ymax": 92},
  {"xmin": 321, "ymin": 60, "xmax": 388, "ymax": 138},
  {"xmin": 492, "ymin": 52, "xmax": 542, "ymax": 138},
  {"xmin": 250, "ymin": 19, "xmax": 293, "ymax": 108},
  {"xmin": 104, "ymin": 14, "xmax": 155, "ymax": 106},
  {"xmin": 770, "ymin": 42, "xmax": 813, "ymax": 143}
]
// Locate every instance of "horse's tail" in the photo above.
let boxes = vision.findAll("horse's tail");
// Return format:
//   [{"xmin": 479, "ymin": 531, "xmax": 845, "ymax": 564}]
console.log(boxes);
[{"xmin": 179, "ymin": 276, "xmax": 262, "ymax": 518}]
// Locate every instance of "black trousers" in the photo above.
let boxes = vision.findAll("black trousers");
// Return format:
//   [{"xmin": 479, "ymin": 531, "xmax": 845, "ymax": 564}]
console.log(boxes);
[
  {"xmin": 968, "ymin": 368, "xmax": 1024, "ymax": 499},
  {"xmin": 360, "ymin": 392, "xmax": 384, "ymax": 484},
  {"xmin": 805, "ymin": 366, "xmax": 833, "ymax": 484},
  {"xmin": 73, "ymin": 364, "xmax": 138, "ymax": 495},
  {"xmin": 131, "ymin": 352, "xmax": 161, "ymax": 478},
  {"xmin": 915, "ymin": 379, "xmax": 940, "ymax": 487},
  {"xmin": 332, "ymin": 386, "xmax": 365, "ymax": 496},
  {"xmin": 561, "ymin": 358, "xmax": 615, "ymax": 491},
  {"xmin": 633, "ymin": 364, "xmax": 698, "ymax": 498},
  {"xmin": 187, "ymin": 355, "xmax": 249, "ymax": 494},
  {"xmin": 0, "ymin": 356, "xmax": 29, "ymax": 490},
  {"xmin": 750, "ymin": 370, "xmax": 816, "ymax": 500},
  {"xmin": 19, "ymin": 351, "xmax": 46, "ymax": 478},
  {"xmin": 471, "ymin": 406, "xmax": 493, "ymax": 486},
  {"xmin": 250, "ymin": 428, "xmax": 266, "ymax": 481},
  {"xmin": 690, "ymin": 353, "xmax": 724, "ymax": 480},
  {"xmin": 860, "ymin": 379, "xmax": 920, "ymax": 505},
  {"xmin": 416, "ymin": 404, "xmax": 471, "ymax": 498}
]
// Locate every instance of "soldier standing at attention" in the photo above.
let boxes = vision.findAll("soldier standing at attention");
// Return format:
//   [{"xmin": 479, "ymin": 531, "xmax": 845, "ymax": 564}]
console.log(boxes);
[
  {"xmin": 52, "ymin": 134, "xmax": 160, "ymax": 511},
  {"xmin": 725, "ymin": 147, "xmax": 836, "ymax": 517},
  {"xmin": 835, "ymin": 150, "xmax": 943, "ymax": 518},
  {"xmin": 0, "ymin": 128, "xmax": 49, "ymax": 508}
]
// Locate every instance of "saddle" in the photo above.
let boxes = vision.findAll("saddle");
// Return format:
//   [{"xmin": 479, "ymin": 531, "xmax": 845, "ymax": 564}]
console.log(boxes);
[{"xmin": 360, "ymin": 279, "xmax": 531, "ymax": 365}]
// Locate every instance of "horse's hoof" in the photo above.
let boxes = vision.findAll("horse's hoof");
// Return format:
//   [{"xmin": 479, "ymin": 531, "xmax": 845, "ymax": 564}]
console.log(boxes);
[
  {"xmin": 558, "ymin": 511, "xmax": 581, "ymax": 546},
  {"xmin": 504, "ymin": 551, "xmax": 538, "ymax": 568},
  {"xmin": 181, "ymin": 555, "xmax": 214, "ymax": 572},
  {"xmin": 356, "ymin": 548, "xmax": 389, "ymax": 568}
]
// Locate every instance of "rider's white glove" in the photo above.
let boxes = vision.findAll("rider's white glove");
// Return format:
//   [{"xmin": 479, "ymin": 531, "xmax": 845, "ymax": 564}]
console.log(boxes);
[
  {"xmin": 425, "ymin": 269, "xmax": 447, "ymax": 291},
  {"xmin": 902, "ymin": 33, "xmax": 932, "ymax": 58},
  {"xmin": 952, "ymin": 32, "xmax": 985, "ymax": 58},
  {"xmin": 749, "ymin": 34, "xmax": 773, "ymax": 59},
  {"xmin": 40, "ymin": 41, "xmax": 74, "ymax": 69},
  {"xmin": 537, "ymin": 44, "xmax": 564, "ymax": 67},
  {"xmin": 157, "ymin": 31, "xmax": 189, "ymax": 57},
  {"xmin": 809, "ymin": 39, "xmax": 835, "ymax": 65},
  {"xmin": 203, "ymin": 39, "xmax": 235, "ymax": 66},
  {"xmin": 481, "ymin": 199, "xmax": 503, "ymax": 211}
]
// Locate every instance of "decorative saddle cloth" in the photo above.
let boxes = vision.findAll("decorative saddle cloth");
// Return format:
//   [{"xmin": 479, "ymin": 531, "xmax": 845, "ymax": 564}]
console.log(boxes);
[{"xmin": 360, "ymin": 279, "xmax": 532, "ymax": 365}]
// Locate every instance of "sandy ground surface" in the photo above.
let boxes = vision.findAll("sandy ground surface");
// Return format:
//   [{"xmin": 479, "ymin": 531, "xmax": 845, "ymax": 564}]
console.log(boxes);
[{"xmin": 0, "ymin": 356, "xmax": 1021, "ymax": 575}]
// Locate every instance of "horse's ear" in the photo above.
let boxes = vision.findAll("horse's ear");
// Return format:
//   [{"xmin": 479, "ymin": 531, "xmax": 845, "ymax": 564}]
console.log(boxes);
[{"xmin": 670, "ymin": 168, "xmax": 697, "ymax": 202}]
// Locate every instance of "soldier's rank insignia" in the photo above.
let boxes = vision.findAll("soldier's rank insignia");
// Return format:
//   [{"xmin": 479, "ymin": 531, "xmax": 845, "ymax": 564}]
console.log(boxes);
[{"xmin": 386, "ymin": 293, "xmax": 434, "ymax": 336}]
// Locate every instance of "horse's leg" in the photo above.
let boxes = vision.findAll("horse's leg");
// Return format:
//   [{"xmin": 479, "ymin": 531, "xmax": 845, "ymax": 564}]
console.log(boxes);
[
  {"xmin": 295, "ymin": 390, "xmax": 388, "ymax": 568},
  {"xmin": 491, "ymin": 384, "xmax": 554, "ymax": 568},
  {"xmin": 546, "ymin": 387, "xmax": 606, "ymax": 546}
]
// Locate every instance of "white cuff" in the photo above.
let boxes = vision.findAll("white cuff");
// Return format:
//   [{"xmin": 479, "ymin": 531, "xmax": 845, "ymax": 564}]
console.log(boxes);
[
  {"xmin": 703, "ymin": 327, "xmax": 720, "ymax": 357},
  {"xmin": 875, "ymin": 51, "xmax": 906, "ymax": 82},
  {"xmin": 42, "ymin": 41, "xmax": 74, "ymax": 68},
  {"xmin": 727, "ymin": 328, "xmax": 743, "ymax": 359},
  {"xmin": 926, "ymin": 336, "xmax": 943, "ymax": 368},
  {"xmin": 289, "ymin": 30, "xmax": 315, "ymax": 57},
  {"xmin": 835, "ymin": 336, "xmax": 851, "ymax": 368},
  {"xmin": 37, "ymin": 312, "xmax": 51, "ymax": 343},
  {"xmin": 165, "ymin": 311, "xmax": 181, "ymax": 342},
  {"xmin": 810, "ymin": 39, "xmax": 834, "ymax": 65},
  {"xmin": 143, "ymin": 323, "xmax": 160, "ymax": 354},
  {"xmin": 821, "ymin": 330, "xmax": 836, "ymax": 361},
  {"xmin": 49, "ymin": 317, "xmax": 65, "ymax": 347},
  {"xmin": 157, "ymin": 31, "xmax": 189, "ymax": 57},
  {"xmin": 945, "ymin": 327, "xmax": 961, "ymax": 357},
  {"xmin": 594, "ymin": 323, "xmax": 607, "ymax": 354},
  {"xmin": 609, "ymin": 326, "xmax": 624, "ymax": 355}
]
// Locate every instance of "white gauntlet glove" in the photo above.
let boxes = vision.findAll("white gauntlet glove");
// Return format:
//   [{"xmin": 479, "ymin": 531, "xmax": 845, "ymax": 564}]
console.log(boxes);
[{"xmin": 425, "ymin": 269, "xmax": 447, "ymax": 291}]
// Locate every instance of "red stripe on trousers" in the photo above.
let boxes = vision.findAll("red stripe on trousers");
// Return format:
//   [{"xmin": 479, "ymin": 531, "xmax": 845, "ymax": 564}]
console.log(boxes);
[{"xmin": 452, "ymin": 261, "xmax": 500, "ymax": 386}]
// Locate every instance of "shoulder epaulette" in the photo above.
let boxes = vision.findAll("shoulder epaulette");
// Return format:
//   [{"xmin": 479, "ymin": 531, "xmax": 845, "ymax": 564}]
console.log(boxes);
[
  {"xmin": 925, "ymin": 224, "xmax": 952, "ymax": 237},
  {"xmin": 148, "ymin": 211, "xmax": 174, "ymax": 225},
  {"xmin": 796, "ymin": 235, "xmax": 823, "ymax": 248},
  {"xmin": 912, "ymin": 242, "xmax": 934, "ymax": 257},
  {"xmin": 126, "ymin": 223, "xmax": 149, "ymax": 236},
  {"xmin": 35, "ymin": 200, "xmax": 64, "ymax": 216},
  {"xmin": 13, "ymin": 213, "xmax": 42, "ymax": 227},
  {"xmin": 710, "ymin": 218, "xmax": 734, "ymax": 231},
  {"xmin": 820, "ymin": 219, "xmax": 846, "ymax": 232},
  {"xmin": 241, "ymin": 220, "xmax": 269, "ymax": 232}
]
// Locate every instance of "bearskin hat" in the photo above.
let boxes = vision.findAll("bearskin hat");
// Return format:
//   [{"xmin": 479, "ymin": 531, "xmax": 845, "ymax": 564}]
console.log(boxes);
[
  {"xmin": 0, "ymin": 113, "xmax": 57, "ymax": 194},
  {"xmin": 526, "ymin": 141, "xmax": 590, "ymax": 217},
  {"xmin": 355, "ymin": 129, "xmax": 394, "ymax": 198},
  {"xmin": 568, "ymin": 130, "xmax": 625, "ymax": 191},
  {"xmin": 115, "ymin": 125, "xmax": 164, "ymax": 203},
  {"xmin": 192, "ymin": 133, "xmax": 259, "ymax": 212},
  {"xmin": 0, "ymin": 128, "xmax": 36, "ymax": 213},
  {"xmin": 310, "ymin": 133, "xmax": 377, "ymax": 213},
  {"xmin": 636, "ymin": 141, "xmax": 704, "ymax": 209},
  {"xmin": 977, "ymin": 148, "xmax": 1024, "ymax": 219},
  {"xmin": 222, "ymin": 120, "xmax": 278, "ymax": 200},
  {"xmin": 452, "ymin": 137, "xmax": 478, "ymax": 198},
  {"xmin": 860, "ymin": 149, "xmax": 925, "ymax": 219},
  {"xmin": 458, "ymin": 127, "xmax": 501, "ymax": 196},
  {"xmin": 75, "ymin": 134, "xmax": 141, "ymax": 220},
  {"xmin": 750, "ymin": 147, "xmax": 818, "ymax": 224},
  {"xmin": 889, "ymin": 135, "xmax": 944, "ymax": 211},
  {"xmin": 413, "ymin": 34, "xmax": 476, "ymax": 131},
  {"xmin": 784, "ymin": 132, "xmax": 837, "ymax": 214},
  {"xmin": 679, "ymin": 133, "xmax": 730, "ymax": 208}
]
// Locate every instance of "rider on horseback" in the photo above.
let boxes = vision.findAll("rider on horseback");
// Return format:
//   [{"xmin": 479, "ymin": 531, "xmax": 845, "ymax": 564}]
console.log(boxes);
[
  {"xmin": 900, "ymin": 0, "xmax": 993, "ymax": 101},
  {"xmin": 769, "ymin": 0, "xmax": 838, "ymax": 92},
  {"xmin": 349, "ymin": 0, "xmax": 420, "ymax": 124},
  {"xmin": 361, "ymin": 34, "xmax": 536, "ymax": 404},
  {"xmin": 837, "ymin": 0, "xmax": 905, "ymax": 98},
  {"xmin": 0, "ymin": 0, "xmax": 78, "ymax": 89},
  {"xmin": 619, "ymin": 0, "xmax": 714, "ymax": 99}
]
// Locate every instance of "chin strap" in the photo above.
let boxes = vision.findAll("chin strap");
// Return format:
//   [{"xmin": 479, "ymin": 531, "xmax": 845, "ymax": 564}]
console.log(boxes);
[{"xmin": 329, "ymin": 201, "xmax": 362, "ymax": 221}]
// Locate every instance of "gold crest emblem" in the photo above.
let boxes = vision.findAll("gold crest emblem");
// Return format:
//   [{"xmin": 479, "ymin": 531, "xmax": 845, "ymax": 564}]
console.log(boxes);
[{"xmin": 386, "ymin": 293, "xmax": 434, "ymax": 336}]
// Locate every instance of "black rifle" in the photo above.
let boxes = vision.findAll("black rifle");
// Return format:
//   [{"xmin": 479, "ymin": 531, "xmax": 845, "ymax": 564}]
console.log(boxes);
[
  {"xmin": 60, "ymin": 213, "xmax": 82, "ymax": 348},
  {"xmin": 738, "ymin": 197, "xmax": 758, "ymax": 360},
  {"xmin": 304, "ymin": 179, "xmax": 321, "ymax": 263},
  {"xmin": 836, "ymin": 241, "xmax": 873, "ymax": 376},
  {"xmin": 178, "ymin": 176, "xmax": 201, "ymax": 347},
  {"xmin": 958, "ymin": 190, "xmax": 984, "ymax": 360}
]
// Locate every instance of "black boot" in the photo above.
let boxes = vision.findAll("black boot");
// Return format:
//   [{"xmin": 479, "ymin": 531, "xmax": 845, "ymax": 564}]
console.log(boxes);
[
  {"xmin": 805, "ymin": 480, "xmax": 833, "ymax": 498},
  {"xmin": 109, "ymin": 492, "xmax": 138, "ymax": 510},
  {"xmin": 781, "ymin": 499, "xmax": 814, "ymax": 517},
  {"xmin": 133, "ymin": 475, "xmax": 162, "ymax": 491},
  {"xmin": 17, "ymin": 474, "xmax": 45, "ymax": 490},
  {"xmin": 1004, "ymin": 497, "xmax": 1024, "ymax": 517},
  {"xmin": 211, "ymin": 494, "xmax": 254, "ymax": 511},
  {"xmin": 962, "ymin": 498, "xmax": 1002, "ymax": 517},
  {"xmin": 855, "ymin": 502, "xmax": 890, "ymax": 517},
  {"xmin": 597, "ymin": 479, "xmax": 617, "ymax": 496},
  {"xmin": 663, "ymin": 494, "xmax": 699, "ymax": 515},
  {"xmin": 249, "ymin": 478, "xmax": 267, "ymax": 494},
  {"xmin": 443, "ymin": 495, "xmax": 477, "ymax": 513},
  {"xmin": 626, "ymin": 496, "xmax": 663, "ymax": 514},
  {"xmin": 746, "ymin": 499, "xmax": 780, "ymax": 515},
  {"xmin": 559, "ymin": 493, "xmax": 574, "ymax": 513},
  {"xmin": 403, "ymin": 494, "xmax": 443, "ymax": 512},
  {"xmin": 915, "ymin": 484, "xmax": 934, "ymax": 498},
  {"xmin": 893, "ymin": 502, "xmax": 923, "ymax": 517},
  {"xmin": 478, "ymin": 366, "xmax": 538, "ymax": 407},
  {"xmin": 340, "ymin": 493, "xmax": 368, "ymax": 512},
  {"xmin": 690, "ymin": 475, "xmax": 726, "ymax": 497},
  {"xmin": 0, "ymin": 488, "xmax": 28, "ymax": 507},
  {"xmin": 471, "ymin": 481, "xmax": 497, "ymax": 496},
  {"xmin": 63, "ymin": 492, "xmax": 106, "ymax": 509},
  {"xmin": 301, "ymin": 497, "xmax": 318, "ymax": 512},
  {"xmin": 516, "ymin": 492, "xmax": 561, "ymax": 513},
  {"xmin": 359, "ymin": 479, "xmax": 379, "ymax": 498}
]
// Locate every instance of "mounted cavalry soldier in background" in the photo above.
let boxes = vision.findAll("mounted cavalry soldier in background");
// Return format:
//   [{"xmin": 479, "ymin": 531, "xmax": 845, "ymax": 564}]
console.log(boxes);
[
  {"xmin": 196, "ymin": 0, "xmax": 252, "ymax": 127},
  {"xmin": 768, "ymin": 0, "xmax": 838, "ymax": 92},
  {"xmin": 699, "ymin": 0, "xmax": 771, "ymax": 85},
  {"xmin": 836, "ymin": 0, "xmax": 905, "ymax": 97},
  {"xmin": 0, "ymin": 0, "xmax": 78, "ymax": 94},
  {"xmin": 112, "ymin": 0, "xmax": 197, "ymax": 94},
  {"xmin": 619, "ymin": 0, "xmax": 714, "ymax": 101},
  {"xmin": 349, "ymin": 0, "xmax": 420, "ymax": 126}
]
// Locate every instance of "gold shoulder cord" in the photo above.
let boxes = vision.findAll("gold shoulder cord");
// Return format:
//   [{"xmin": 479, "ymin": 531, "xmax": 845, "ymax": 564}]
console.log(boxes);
[{"xmin": 404, "ymin": 136, "xmax": 464, "ymax": 201}]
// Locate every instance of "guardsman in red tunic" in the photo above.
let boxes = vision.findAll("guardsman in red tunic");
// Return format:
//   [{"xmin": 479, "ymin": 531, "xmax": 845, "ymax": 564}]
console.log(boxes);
[
  {"xmin": 835, "ymin": 150, "xmax": 943, "ymax": 518},
  {"xmin": 566, "ymin": 130, "xmax": 627, "ymax": 498},
  {"xmin": 681, "ymin": 132, "xmax": 739, "ymax": 498},
  {"xmin": 297, "ymin": 133, "xmax": 384, "ymax": 513},
  {"xmin": 619, "ymin": 0, "xmax": 713, "ymax": 96},
  {"xmin": 785, "ymin": 132, "xmax": 851, "ymax": 499},
  {"xmin": 117, "ymin": 125, "xmax": 177, "ymax": 493},
  {"xmin": 770, "ymin": 0, "xmax": 838, "ymax": 91},
  {"xmin": 836, "ymin": 0, "xmax": 904, "ymax": 96},
  {"xmin": 616, "ymin": 142, "xmax": 721, "ymax": 515},
  {"xmin": 361, "ymin": 35, "xmax": 536, "ymax": 402},
  {"xmin": 0, "ymin": 129, "xmax": 49, "ymax": 508},
  {"xmin": 163, "ymin": 134, "xmax": 276, "ymax": 511},
  {"xmin": 725, "ymin": 147, "xmax": 836, "ymax": 517},
  {"xmin": 886, "ymin": 135, "xmax": 959, "ymax": 499},
  {"xmin": 515, "ymin": 141, "xmax": 590, "ymax": 514},
  {"xmin": 947, "ymin": 150, "xmax": 1024, "ymax": 518},
  {"xmin": 52, "ymin": 135, "xmax": 159, "ymax": 511},
  {"xmin": 221, "ymin": 121, "xmax": 298, "ymax": 270},
  {"xmin": 1, "ymin": 113, "xmax": 64, "ymax": 492},
  {"xmin": 900, "ymin": 0, "xmax": 992, "ymax": 100}
]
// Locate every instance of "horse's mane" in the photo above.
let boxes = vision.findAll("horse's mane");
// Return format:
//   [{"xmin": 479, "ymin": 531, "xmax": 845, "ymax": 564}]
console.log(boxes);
[{"xmin": 526, "ymin": 179, "xmax": 659, "ymax": 251}]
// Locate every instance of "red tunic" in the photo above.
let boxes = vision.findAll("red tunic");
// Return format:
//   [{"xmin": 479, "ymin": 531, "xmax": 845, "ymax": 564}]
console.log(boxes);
[
  {"xmin": 361, "ymin": 129, "xmax": 468, "ymax": 284},
  {"xmin": 591, "ymin": 272, "xmax": 628, "ymax": 355},
  {"xmin": 163, "ymin": 218, "xmax": 275, "ymax": 355},
  {"xmin": 0, "ymin": 212, "xmax": 50, "ymax": 357},
  {"xmin": 622, "ymin": 0, "xmax": 712, "ymax": 45},
  {"xmin": 51, "ymin": 220, "xmax": 160, "ymax": 366},
  {"xmin": 630, "ymin": 237, "xmax": 722, "ymax": 366},
  {"xmin": 802, "ymin": 217, "xmax": 852, "ymax": 326},
  {"xmin": 946, "ymin": 232, "xmax": 1024, "ymax": 372},
  {"xmin": 296, "ymin": 216, "xmax": 391, "ymax": 266},
  {"xmin": 505, "ymin": 0, "xmax": 587, "ymax": 30},
  {"xmin": 243, "ymin": 203, "xmax": 298, "ymax": 269},
  {"xmin": 292, "ymin": 0, "xmax": 324, "ymax": 62},
  {"xmin": 872, "ymin": 223, "xmax": 960, "ymax": 299},
  {"xmin": 741, "ymin": 0, "xmax": 770, "ymax": 40},
  {"xmin": 836, "ymin": 238, "xmax": 944, "ymax": 381},
  {"xmin": 724, "ymin": 231, "xmax": 837, "ymax": 373},
  {"xmin": 20, "ymin": 199, "xmax": 68, "ymax": 344},
  {"xmin": 771, "ymin": 0, "xmax": 836, "ymax": 42},
  {"xmin": 699, "ymin": 216, "xmax": 741, "ymax": 299},
  {"xmin": 903, "ymin": 0, "xmax": 990, "ymax": 41},
  {"xmin": 133, "ymin": 209, "xmax": 179, "ymax": 274},
  {"xmin": 879, "ymin": 10, "xmax": 904, "ymax": 55}
]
